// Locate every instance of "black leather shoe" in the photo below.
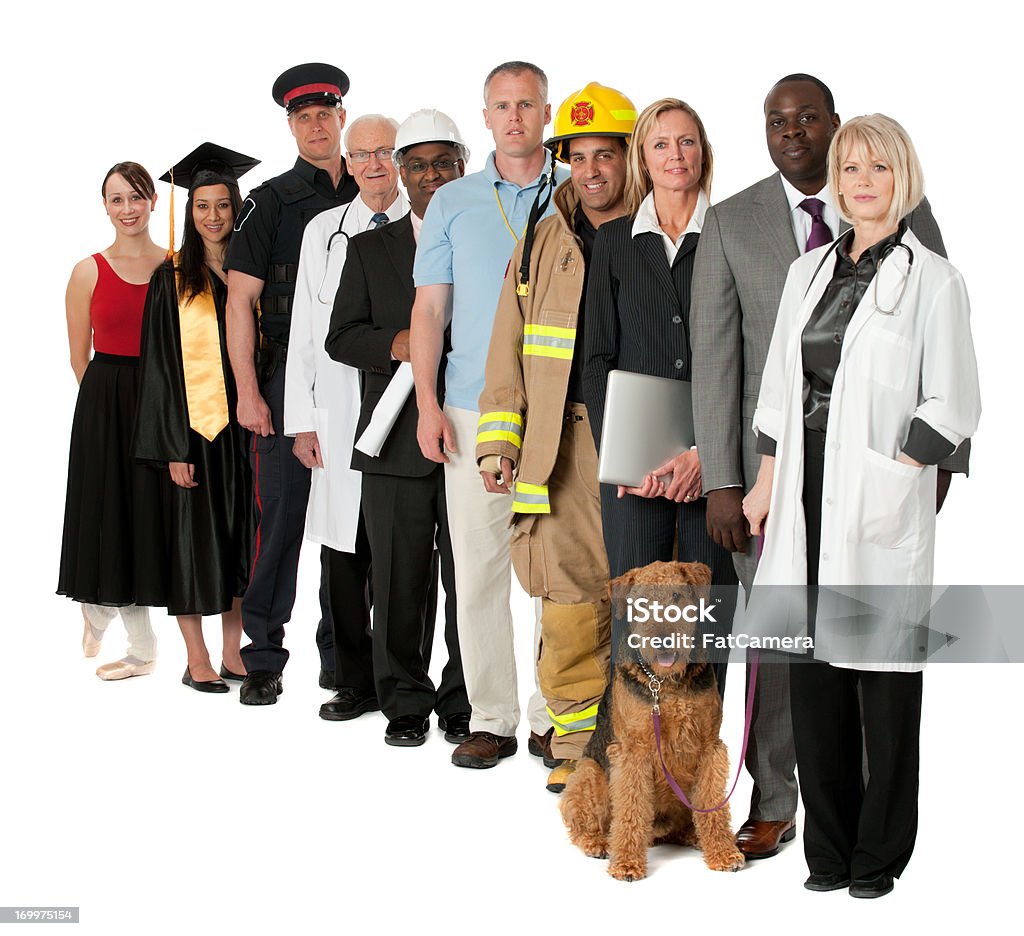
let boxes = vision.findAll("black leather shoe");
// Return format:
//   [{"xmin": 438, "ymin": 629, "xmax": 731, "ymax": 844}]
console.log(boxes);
[
  {"xmin": 182, "ymin": 667, "xmax": 229, "ymax": 694},
  {"xmin": 804, "ymin": 872, "xmax": 851, "ymax": 892},
  {"xmin": 319, "ymin": 687, "xmax": 379, "ymax": 721},
  {"xmin": 219, "ymin": 664, "xmax": 245, "ymax": 682},
  {"xmin": 437, "ymin": 712, "xmax": 471, "ymax": 744},
  {"xmin": 319, "ymin": 668, "xmax": 336, "ymax": 690},
  {"xmin": 849, "ymin": 872, "xmax": 894, "ymax": 899},
  {"xmin": 239, "ymin": 671, "xmax": 283, "ymax": 705},
  {"xmin": 385, "ymin": 715, "xmax": 429, "ymax": 747}
]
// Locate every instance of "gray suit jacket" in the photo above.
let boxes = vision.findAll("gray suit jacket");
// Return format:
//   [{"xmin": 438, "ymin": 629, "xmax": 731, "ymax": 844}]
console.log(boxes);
[{"xmin": 691, "ymin": 171, "xmax": 967, "ymax": 495}]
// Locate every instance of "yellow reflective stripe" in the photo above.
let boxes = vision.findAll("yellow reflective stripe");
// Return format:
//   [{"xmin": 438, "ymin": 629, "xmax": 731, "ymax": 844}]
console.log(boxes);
[
  {"xmin": 476, "ymin": 411, "xmax": 523, "ymax": 447},
  {"xmin": 524, "ymin": 324, "xmax": 576, "ymax": 339},
  {"xmin": 511, "ymin": 501, "xmax": 550, "ymax": 515},
  {"xmin": 476, "ymin": 430, "xmax": 522, "ymax": 446},
  {"xmin": 610, "ymin": 108, "xmax": 638, "ymax": 121},
  {"xmin": 523, "ymin": 345, "xmax": 574, "ymax": 360},
  {"xmin": 548, "ymin": 702, "xmax": 600, "ymax": 736},
  {"xmin": 478, "ymin": 411, "xmax": 523, "ymax": 428},
  {"xmin": 523, "ymin": 324, "xmax": 575, "ymax": 361},
  {"xmin": 512, "ymin": 481, "xmax": 550, "ymax": 515}
]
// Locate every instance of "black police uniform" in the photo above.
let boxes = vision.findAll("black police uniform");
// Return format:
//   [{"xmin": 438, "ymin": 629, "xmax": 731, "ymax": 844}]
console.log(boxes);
[{"xmin": 224, "ymin": 155, "xmax": 371, "ymax": 684}]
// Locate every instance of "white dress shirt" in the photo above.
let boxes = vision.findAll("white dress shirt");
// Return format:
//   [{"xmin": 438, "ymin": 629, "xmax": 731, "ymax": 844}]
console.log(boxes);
[
  {"xmin": 780, "ymin": 177, "xmax": 840, "ymax": 254},
  {"xmin": 632, "ymin": 189, "xmax": 710, "ymax": 264}
]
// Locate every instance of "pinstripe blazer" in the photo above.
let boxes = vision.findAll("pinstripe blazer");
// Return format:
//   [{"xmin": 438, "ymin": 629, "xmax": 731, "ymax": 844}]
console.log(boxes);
[
  {"xmin": 689, "ymin": 171, "xmax": 964, "ymax": 493},
  {"xmin": 583, "ymin": 215, "xmax": 700, "ymax": 450}
]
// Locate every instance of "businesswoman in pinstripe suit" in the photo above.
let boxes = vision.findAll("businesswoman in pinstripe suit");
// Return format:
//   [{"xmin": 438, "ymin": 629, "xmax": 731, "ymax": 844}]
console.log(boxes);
[{"xmin": 582, "ymin": 98, "xmax": 737, "ymax": 686}]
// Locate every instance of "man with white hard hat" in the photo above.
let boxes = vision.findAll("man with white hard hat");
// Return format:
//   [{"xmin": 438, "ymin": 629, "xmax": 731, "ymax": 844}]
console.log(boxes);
[{"xmin": 326, "ymin": 110, "xmax": 471, "ymax": 748}]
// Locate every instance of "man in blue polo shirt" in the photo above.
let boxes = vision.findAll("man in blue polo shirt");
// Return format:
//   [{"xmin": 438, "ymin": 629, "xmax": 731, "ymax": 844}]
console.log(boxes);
[{"xmin": 411, "ymin": 61, "xmax": 569, "ymax": 770}]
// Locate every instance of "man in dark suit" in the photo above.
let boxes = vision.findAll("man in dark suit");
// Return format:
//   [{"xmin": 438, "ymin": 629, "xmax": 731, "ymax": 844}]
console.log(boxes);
[
  {"xmin": 325, "ymin": 110, "xmax": 471, "ymax": 748},
  {"xmin": 690, "ymin": 73, "xmax": 966, "ymax": 859}
]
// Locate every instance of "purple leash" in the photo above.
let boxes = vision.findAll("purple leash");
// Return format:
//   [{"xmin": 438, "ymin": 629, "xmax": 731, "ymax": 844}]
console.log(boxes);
[
  {"xmin": 651, "ymin": 651, "xmax": 759, "ymax": 813},
  {"xmin": 651, "ymin": 533, "xmax": 764, "ymax": 813}
]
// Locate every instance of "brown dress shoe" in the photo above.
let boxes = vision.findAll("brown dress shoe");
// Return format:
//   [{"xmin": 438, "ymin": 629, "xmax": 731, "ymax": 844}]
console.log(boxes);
[
  {"xmin": 735, "ymin": 818, "xmax": 796, "ymax": 859},
  {"xmin": 451, "ymin": 731, "xmax": 518, "ymax": 769},
  {"xmin": 528, "ymin": 728, "xmax": 558, "ymax": 768}
]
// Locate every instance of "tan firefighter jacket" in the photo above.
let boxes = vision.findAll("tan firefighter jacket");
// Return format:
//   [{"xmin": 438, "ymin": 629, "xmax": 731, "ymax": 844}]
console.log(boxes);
[{"xmin": 476, "ymin": 180, "xmax": 587, "ymax": 515}]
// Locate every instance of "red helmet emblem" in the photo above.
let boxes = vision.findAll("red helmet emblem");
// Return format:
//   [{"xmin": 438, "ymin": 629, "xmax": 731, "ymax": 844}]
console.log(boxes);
[{"xmin": 570, "ymin": 100, "xmax": 595, "ymax": 127}]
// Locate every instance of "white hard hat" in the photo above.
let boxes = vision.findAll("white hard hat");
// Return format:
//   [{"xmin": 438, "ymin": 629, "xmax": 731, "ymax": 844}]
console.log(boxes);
[{"xmin": 393, "ymin": 109, "xmax": 470, "ymax": 167}]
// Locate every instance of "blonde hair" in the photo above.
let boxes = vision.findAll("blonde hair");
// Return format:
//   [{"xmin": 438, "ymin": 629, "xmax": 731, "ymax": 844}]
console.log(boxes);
[
  {"xmin": 623, "ymin": 98, "xmax": 713, "ymax": 215},
  {"xmin": 828, "ymin": 114, "xmax": 924, "ymax": 228}
]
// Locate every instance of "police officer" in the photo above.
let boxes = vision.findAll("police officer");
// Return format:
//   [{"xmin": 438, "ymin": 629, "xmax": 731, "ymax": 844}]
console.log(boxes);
[{"xmin": 224, "ymin": 63, "xmax": 360, "ymax": 705}]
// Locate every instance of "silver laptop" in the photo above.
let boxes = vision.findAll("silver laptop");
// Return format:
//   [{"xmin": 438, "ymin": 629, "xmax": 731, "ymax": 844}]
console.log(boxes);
[{"xmin": 597, "ymin": 370, "xmax": 695, "ymax": 487}]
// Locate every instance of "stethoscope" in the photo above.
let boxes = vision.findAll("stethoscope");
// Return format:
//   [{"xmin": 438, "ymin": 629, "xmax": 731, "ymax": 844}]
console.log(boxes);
[
  {"xmin": 316, "ymin": 201, "xmax": 355, "ymax": 304},
  {"xmin": 803, "ymin": 236, "xmax": 914, "ymax": 316}
]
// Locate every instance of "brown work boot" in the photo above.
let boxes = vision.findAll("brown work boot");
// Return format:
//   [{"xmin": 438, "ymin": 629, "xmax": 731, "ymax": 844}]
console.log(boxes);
[
  {"xmin": 451, "ymin": 731, "xmax": 518, "ymax": 769},
  {"xmin": 528, "ymin": 728, "xmax": 558, "ymax": 768}
]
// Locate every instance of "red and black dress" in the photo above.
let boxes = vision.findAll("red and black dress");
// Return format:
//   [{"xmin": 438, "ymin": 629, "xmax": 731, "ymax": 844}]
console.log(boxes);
[{"xmin": 57, "ymin": 253, "xmax": 166, "ymax": 606}]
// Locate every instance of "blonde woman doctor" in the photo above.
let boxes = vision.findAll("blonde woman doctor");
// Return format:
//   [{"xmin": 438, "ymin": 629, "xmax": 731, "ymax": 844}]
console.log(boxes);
[{"xmin": 743, "ymin": 114, "xmax": 980, "ymax": 899}]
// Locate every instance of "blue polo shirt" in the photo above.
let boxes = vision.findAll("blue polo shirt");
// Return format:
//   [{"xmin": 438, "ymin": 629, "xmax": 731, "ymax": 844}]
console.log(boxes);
[{"xmin": 414, "ymin": 150, "xmax": 570, "ymax": 411}]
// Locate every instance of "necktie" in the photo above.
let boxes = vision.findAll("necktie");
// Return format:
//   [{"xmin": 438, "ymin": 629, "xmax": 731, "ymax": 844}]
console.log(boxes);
[
  {"xmin": 799, "ymin": 197, "xmax": 832, "ymax": 252},
  {"xmin": 370, "ymin": 212, "xmax": 389, "ymax": 229}
]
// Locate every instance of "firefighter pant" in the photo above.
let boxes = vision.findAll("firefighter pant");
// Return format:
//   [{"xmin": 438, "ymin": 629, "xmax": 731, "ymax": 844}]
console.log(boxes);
[{"xmin": 511, "ymin": 403, "xmax": 611, "ymax": 759}]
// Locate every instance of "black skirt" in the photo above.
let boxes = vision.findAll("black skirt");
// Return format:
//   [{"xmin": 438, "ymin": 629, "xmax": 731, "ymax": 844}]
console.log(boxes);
[{"xmin": 58, "ymin": 353, "xmax": 167, "ymax": 606}]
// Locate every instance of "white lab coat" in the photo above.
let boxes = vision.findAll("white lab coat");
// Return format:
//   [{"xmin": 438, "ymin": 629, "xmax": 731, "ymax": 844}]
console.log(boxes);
[
  {"xmin": 750, "ymin": 228, "xmax": 981, "ymax": 671},
  {"xmin": 284, "ymin": 191, "xmax": 410, "ymax": 551}
]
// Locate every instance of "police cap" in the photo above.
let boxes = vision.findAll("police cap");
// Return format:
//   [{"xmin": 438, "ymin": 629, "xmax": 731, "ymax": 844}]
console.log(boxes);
[
  {"xmin": 160, "ymin": 142, "xmax": 260, "ymax": 193},
  {"xmin": 273, "ymin": 63, "xmax": 350, "ymax": 114}
]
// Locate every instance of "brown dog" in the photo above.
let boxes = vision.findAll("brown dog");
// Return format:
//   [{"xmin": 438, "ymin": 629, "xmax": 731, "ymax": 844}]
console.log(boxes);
[{"xmin": 559, "ymin": 560, "xmax": 744, "ymax": 881}]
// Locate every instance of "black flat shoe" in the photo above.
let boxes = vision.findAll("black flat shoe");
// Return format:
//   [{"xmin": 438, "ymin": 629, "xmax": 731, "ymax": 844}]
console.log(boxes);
[
  {"xmin": 385, "ymin": 715, "xmax": 429, "ymax": 747},
  {"xmin": 804, "ymin": 872, "xmax": 851, "ymax": 892},
  {"xmin": 239, "ymin": 671, "xmax": 283, "ymax": 705},
  {"xmin": 319, "ymin": 687, "xmax": 379, "ymax": 721},
  {"xmin": 849, "ymin": 872, "xmax": 894, "ymax": 899},
  {"xmin": 438, "ymin": 712, "xmax": 471, "ymax": 744},
  {"xmin": 182, "ymin": 667, "xmax": 229, "ymax": 694},
  {"xmin": 219, "ymin": 664, "xmax": 245, "ymax": 682}
]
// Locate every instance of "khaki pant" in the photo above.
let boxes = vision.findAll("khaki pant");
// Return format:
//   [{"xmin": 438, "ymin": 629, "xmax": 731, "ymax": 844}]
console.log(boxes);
[
  {"xmin": 443, "ymin": 406, "xmax": 549, "ymax": 738},
  {"xmin": 511, "ymin": 403, "xmax": 611, "ymax": 759}
]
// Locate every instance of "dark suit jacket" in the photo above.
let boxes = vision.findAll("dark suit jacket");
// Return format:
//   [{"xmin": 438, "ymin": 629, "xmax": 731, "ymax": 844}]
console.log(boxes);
[
  {"xmin": 325, "ymin": 214, "xmax": 441, "ymax": 478},
  {"xmin": 582, "ymin": 215, "xmax": 700, "ymax": 450},
  {"xmin": 690, "ymin": 172, "xmax": 967, "ymax": 493}
]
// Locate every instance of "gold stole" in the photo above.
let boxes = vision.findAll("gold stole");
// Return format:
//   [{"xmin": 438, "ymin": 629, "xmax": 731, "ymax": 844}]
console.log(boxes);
[{"xmin": 176, "ymin": 267, "xmax": 229, "ymax": 441}]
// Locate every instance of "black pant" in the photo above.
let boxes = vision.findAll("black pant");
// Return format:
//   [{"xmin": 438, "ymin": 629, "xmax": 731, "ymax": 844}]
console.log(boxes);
[
  {"xmin": 319, "ymin": 522, "xmax": 374, "ymax": 693},
  {"xmin": 361, "ymin": 469, "xmax": 467, "ymax": 720},
  {"xmin": 239, "ymin": 364, "xmax": 368, "ymax": 680},
  {"xmin": 599, "ymin": 485, "xmax": 737, "ymax": 695},
  {"xmin": 792, "ymin": 430, "xmax": 922, "ymax": 880}
]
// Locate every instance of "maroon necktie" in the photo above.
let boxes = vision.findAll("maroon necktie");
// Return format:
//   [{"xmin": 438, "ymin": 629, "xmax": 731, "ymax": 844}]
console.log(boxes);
[{"xmin": 799, "ymin": 197, "xmax": 832, "ymax": 252}]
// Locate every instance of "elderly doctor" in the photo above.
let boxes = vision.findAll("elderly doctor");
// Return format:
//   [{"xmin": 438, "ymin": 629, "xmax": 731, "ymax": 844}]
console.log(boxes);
[
  {"xmin": 742, "ymin": 114, "xmax": 980, "ymax": 900},
  {"xmin": 285, "ymin": 114, "xmax": 408, "ymax": 720}
]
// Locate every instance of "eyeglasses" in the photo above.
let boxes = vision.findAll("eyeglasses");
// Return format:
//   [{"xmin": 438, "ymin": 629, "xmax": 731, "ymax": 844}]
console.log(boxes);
[
  {"xmin": 348, "ymin": 147, "xmax": 395, "ymax": 163},
  {"xmin": 403, "ymin": 157, "xmax": 460, "ymax": 174}
]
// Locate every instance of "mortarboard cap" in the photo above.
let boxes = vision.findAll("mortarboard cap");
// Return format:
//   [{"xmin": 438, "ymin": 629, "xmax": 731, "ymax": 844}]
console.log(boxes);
[
  {"xmin": 273, "ymin": 63, "xmax": 349, "ymax": 114},
  {"xmin": 159, "ymin": 142, "xmax": 260, "ymax": 194}
]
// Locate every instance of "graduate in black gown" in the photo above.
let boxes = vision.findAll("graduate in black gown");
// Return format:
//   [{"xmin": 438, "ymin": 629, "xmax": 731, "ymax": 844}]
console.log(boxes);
[{"xmin": 134, "ymin": 143, "xmax": 260, "ymax": 693}]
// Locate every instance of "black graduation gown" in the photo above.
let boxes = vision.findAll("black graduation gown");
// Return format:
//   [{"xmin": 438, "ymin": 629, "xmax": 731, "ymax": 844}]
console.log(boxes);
[{"xmin": 133, "ymin": 262, "xmax": 254, "ymax": 616}]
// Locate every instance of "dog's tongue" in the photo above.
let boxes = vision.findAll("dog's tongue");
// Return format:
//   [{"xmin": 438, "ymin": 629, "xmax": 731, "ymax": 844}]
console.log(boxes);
[{"xmin": 656, "ymin": 651, "xmax": 677, "ymax": 668}]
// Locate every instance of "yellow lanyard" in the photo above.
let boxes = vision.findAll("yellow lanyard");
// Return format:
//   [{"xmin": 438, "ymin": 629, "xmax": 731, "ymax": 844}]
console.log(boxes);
[{"xmin": 494, "ymin": 186, "xmax": 527, "ymax": 243}]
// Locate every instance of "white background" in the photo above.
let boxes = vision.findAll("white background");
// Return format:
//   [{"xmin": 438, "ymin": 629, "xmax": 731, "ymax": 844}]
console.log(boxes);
[{"xmin": 1, "ymin": 1, "xmax": 1019, "ymax": 932}]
